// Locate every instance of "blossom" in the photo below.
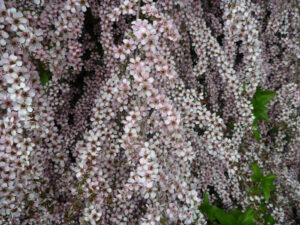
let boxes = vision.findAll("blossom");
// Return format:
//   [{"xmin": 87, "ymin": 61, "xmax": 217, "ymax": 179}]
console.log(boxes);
[
  {"xmin": 0, "ymin": 1, "xmax": 298, "ymax": 224},
  {"xmin": 6, "ymin": 8, "xmax": 27, "ymax": 32},
  {"xmin": 123, "ymin": 38, "xmax": 136, "ymax": 54},
  {"xmin": 0, "ymin": 31, "xmax": 9, "ymax": 46},
  {"xmin": 114, "ymin": 45, "xmax": 126, "ymax": 61},
  {"xmin": 121, "ymin": 0, "xmax": 135, "ymax": 15},
  {"xmin": 132, "ymin": 19, "xmax": 156, "ymax": 45}
]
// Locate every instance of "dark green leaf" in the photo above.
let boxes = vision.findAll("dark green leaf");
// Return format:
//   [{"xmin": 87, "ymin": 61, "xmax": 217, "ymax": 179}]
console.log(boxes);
[
  {"xmin": 261, "ymin": 174, "xmax": 276, "ymax": 201},
  {"xmin": 253, "ymin": 128, "xmax": 260, "ymax": 141},
  {"xmin": 40, "ymin": 71, "xmax": 49, "ymax": 86},
  {"xmin": 199, "ymin": 193, "xmax": 216, "ymax": 222},
  {"xmin": 251, "ymin": 88, "xmax": 276, "ymax": 140},
  {"xmin": 259, "ymin": 204, "xmax": 268, "ymax": 213},
  {"xmin": 230, "ymin": 209, "xmax": 243, "ymax": 218},
  {"xmin": 237, "ymin": 208, "xmax": 257, "ymax": 225},
  {"xmin": 252, "ymin": 88, "xmax": 276, "ymax": 105},
  {"xmin": 264, "ymin": 213, "xmax": 276, "ymax": 225},
  {"xmin": 251, "ymin": 163, "xmax": 263, "ymax": 182},
  {"xmin": 214, "ymin": 208, "xmax": 237, "ymax": 225},
  {"xmin": 249, "ymin": 187, "xmax": 261, "ymax": 195}
]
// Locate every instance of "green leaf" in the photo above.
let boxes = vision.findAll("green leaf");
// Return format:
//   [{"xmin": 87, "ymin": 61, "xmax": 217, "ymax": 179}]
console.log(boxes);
[
  {"xmin": 259, "ymin": 204, "xmax": 268, "ymax": 213},
  {"xmin": 251, "ymin": 88, "xmax": 276, "ymax": 119},
  {"xmin": 214, "ymin": 208, "xmax": 237, "ymax": 225},
  {"xmin": 253, "ymin": 127, "xmax": 261, "ymax": 141},
  {"xmin": 231, "ymin": 209, "xmax": 243, "ymax": 218},
  {"xmin": 264, "ymin": 213, "xmax": 276, "ymax": 225},
  {"xmin": 252, "ymin": 88, "xmax": 276, "ymax": 106},
  {"xmin": 261, "ymin": 174, "xmax": 276, "ymax": 201},
  {"xmin": 237, "ymin": 208, "xmax": 257, "ymax": 225},
  {"xmin": 250, "ymin": 164, "xmax": 276, "ymax": 201},
  {"xmin": 242, "ymin": 85, "xmax": 247, "ymax": 94},
  {"xmin": 203, "ymin": 193, "xmax": 211, "ymax": 205},
  {"xmin": 251, "ymin": 88, "xmax": 276, "ymax": 140},
  {"xmin": 199, "ymin": 194, "xmax": 257, "ymax": 225},
  {"xmin": 40, "ymin": 71, "xmax": 49, "ymax": 86},
  {"xmin": 252, "ymin": 120, "xmax": 260, "ymax": 141},
  {"xmin": 36, "ymin": 59, "xmax": 52, "ymax": 87},
  {"xmin": 197, "ymin": 167, "xmax": 277, "ymax": 225},
  {"xmin": 249, "ymin": 186, "xmax": 261, "ymax": 195},
  {"xmin": 251, "ymin": 163, "xmax": 263, "ymax": 183},
  {"xmin": 199, "ymin": 193, "xmax": 216, "ymax": 222}
]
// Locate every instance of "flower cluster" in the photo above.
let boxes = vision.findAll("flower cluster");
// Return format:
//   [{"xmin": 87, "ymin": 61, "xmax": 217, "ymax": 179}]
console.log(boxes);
[{"xmin": 0, "ymin": 0, "xmax": 299, "ymax": 224}]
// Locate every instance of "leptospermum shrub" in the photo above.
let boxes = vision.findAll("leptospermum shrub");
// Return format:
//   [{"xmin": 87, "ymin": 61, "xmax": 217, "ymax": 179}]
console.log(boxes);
[{"xmin": 0, "ymin": 0, "xmax": 299, "ymax": 224}]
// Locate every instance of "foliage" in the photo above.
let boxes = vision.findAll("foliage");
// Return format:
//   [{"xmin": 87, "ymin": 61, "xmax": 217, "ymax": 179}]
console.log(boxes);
[
  {"xmin": 37, "ymin": 61, "xmax": 51, "ymax": 86},
  {"xmin": 250, "ymin": 163, "xmax": 276, "ymax": 201},
  {"xmin": 199, "ymin": 193, "xmax": 257, "ymax": 225},
  {"xmin": 198, "ymin": 163, "xmax": 276, "ymax": 225},
  {"xmin": 251, "ymin": 88, "xmax": 276, "ymax": 141}
]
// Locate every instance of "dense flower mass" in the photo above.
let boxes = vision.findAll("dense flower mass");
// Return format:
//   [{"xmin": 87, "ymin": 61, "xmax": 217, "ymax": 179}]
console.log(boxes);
[{"xmin": 0, "ymin": 0, "xmax": 299, "ymax": 224}]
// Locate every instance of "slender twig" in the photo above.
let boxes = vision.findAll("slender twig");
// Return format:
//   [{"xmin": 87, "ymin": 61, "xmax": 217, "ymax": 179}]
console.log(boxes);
[
  {"xmin": 136, "ymin": 0, "xmax": 141, "ymax": 20},
  {"xmin": 136, "ymin": 0, "xmax": 142, "ymax": 109}
]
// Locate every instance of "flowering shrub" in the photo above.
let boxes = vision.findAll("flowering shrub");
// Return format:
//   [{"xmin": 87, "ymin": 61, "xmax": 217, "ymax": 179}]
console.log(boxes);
[{"xmin": 0, "ymin": 0, "xmax": 299, "ymax": 224}]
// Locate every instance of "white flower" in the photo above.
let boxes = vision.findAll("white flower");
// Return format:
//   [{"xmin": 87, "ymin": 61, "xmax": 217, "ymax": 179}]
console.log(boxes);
[
  {"xmin": 123, "ymin": 39, "xmax": 135, "ymax": 54},
  {"xmin": 139, "ymin": 157, "xmax": 148, "ymax": 165},
  {"xmin": 147, "ymin": 150, "xmax": 156, "ymax": 160},
  {"xmin": 79, "ymin": 1, "xmax": 89, "ymax": 12},
  {"xmin": 0, "ymin": 31, "xmax": 9, "ymax": 46},
  {"xmin": 0, "ymin": 2, "xmax": 7, "ymax": 23},
  {"xmin": 122, "ymin": 0, "xmax": 135, "ymax": 15},
  {"xmin": 65, "ymin": 2, "xmax": 76, "ymax": 13},
  {"xmin": 7, "ymin": 8, "xmax": 27, "ymax": 32},
  {"xmin": 114, "ymin": 46, "xmax": 126, "ymax": 61},
  {"xmin": 5, "ymin": 72, "xmax": 18, "ymax": 84},
  {"xmin": 109, "ymin": 8, "xmax": 121, "ymax": 22}
]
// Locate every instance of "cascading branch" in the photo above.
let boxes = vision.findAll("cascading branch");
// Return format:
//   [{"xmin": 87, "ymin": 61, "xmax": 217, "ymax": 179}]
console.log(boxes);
[{"xmin": 0, "ymin": 0, "xmax": 299, "ymax": 224}]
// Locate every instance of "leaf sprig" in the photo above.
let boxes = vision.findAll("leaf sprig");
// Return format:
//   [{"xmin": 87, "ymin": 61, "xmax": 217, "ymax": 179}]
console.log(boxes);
[
  {"xmin": 250, "ymin": 163, "xmax": 276, "ymax": 202},
  {"xmin": 199, "ymin": 193, "xmax": 257, "ymax": 225},
  {"xmin": 197, "ymin": 164, "xmax": 277, "ymax": 225},
  {"xmin": 251, "ymin": 88, "xmax": 276, "ymax": 141}
]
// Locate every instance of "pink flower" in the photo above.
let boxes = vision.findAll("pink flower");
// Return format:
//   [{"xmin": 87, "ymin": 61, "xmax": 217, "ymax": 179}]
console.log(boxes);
[
  {"xmin": 121, "ymin": 0, "xmax": 135, "ymax": 15},
  {"xmin": 130, "ymin": 60, "xmax": 151, "ymax": 82},
  {"xmin": 114, "ymin": 46, "xmax": 126, "ymax": 61},
  {"xmin": 138, "ymin": 80, "xmax": 153, "ymax": 97},
  {"xmin": 132, "ymin": 19, "xmax": 155, "ymax": 45},
  {"xmin": 123, "ymin": 38, "xmax": 136, "ymax": 54},
  {"xmin": 149, "ymin": 94, "xmax": 162, "ymax": 109},
  {"xmin": 7, "ymin": 8, "xmax": 27, "ymax": 32}
]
